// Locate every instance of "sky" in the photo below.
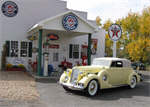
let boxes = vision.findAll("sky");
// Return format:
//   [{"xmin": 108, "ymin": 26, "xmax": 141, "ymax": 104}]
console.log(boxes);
[{"xmin": 63, "ymin": 0, "xmax": 150, "ymax": 23}]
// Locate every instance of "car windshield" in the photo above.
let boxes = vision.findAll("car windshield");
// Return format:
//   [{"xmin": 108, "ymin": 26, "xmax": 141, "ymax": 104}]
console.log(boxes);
[{"xmin": 91, "ymin": 59, "xmax": 111, "ymax": 67}]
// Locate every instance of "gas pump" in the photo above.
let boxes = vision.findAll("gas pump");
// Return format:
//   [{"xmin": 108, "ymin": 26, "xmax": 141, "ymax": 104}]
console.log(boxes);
[
  {"xmin": 43, "ymin": 52, "xmax": 49, "ymax": 76},
  {"xmin": 82, "ymin": 56, "xmax": 87, "ymax": 66},
  {"xmin": 43, "ymin": 41, "xmax": 49, "ymax": 76},
  {"xmin": 81, "ymin": 45, "xmax": 88, "ymax": 66}
]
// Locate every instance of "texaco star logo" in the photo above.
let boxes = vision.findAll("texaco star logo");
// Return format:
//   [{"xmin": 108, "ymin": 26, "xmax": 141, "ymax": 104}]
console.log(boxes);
[
  {"xmin": 62, "ymin": 14, "xmax": 78, "ymax": 31},
  {"xmin": 1, "ymin": 1, "xmax": 18, "ymax": 17},
  {"xmin": 108, "ymin": 24, "xmax": 122, "ymax": 41}
]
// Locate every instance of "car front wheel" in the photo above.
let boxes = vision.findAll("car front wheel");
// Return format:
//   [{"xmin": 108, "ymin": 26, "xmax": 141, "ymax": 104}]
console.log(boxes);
[
  {"xmin": 86, "ymin": 80, "xmax": 99, "ymax": 96},
  {"xmin": 129, "ymin": 76, "xmax": 137, "ymax": 89}
]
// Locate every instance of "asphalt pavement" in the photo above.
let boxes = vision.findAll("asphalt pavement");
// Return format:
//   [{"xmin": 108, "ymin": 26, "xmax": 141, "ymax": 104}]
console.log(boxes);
[{"xmin": 36, "ymin": 71, "xmax": 150, "ymax": 107}]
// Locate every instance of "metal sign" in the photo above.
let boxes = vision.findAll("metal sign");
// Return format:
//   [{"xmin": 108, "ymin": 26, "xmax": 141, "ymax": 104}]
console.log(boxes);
[
  {"xmin": 108, "ymin": 24, "xmax": 122, "ymax": 57},
  {"xmin": 47, "ymin": 34, "xmax": 59, "ymax": 40},
  {"xmin": 1, "ymin": 1, "xmax": 18, "ymax": 17},
  {"xmin": 62, "ymin": 14, "xmax": 78, "ymax": 31},
  {"xmin": 108, "ymin": 24, "xmax": 122, "ymax": 41},
  {"xmin": 91, "ymin": 39, "xmax": 98, "ymax": 55}
]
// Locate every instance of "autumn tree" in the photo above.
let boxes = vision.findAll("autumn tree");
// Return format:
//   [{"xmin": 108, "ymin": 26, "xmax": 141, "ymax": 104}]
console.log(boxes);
[
  {"xmin": 102, "ymin": 19, "xmax": 113, "ymax": 57},
  {"xmin": 103, "ymin": 6, "xmax": 150, "ymax": 63},
  {"xmin": 125, "ymin": 7, "xmax": 150, "ymax": 63}
]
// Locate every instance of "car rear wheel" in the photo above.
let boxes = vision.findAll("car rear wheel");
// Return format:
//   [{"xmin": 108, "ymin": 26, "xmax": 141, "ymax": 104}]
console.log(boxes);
[
  {"xmin": 86, "ymin": 80, "xmax": 99, "ymax": 96},
  {"xmin": 129, "ymin": 76, "xmax": 137, "ymax": 89}
]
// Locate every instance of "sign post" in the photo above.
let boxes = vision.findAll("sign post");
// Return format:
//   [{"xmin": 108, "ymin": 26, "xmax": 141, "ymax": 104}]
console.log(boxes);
[
  {"xmin": 113, "ymin": 41, "xmax": 117, "ymax": 57},
  {"xmin": 108, "ymin": 24, "xmax": 122, "ymax": 57}
]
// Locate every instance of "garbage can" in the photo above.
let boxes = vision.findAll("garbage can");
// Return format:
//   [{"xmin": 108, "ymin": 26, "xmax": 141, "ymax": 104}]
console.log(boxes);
[{"xmin": 48, "ymin": 64, "xmax": 54, "ymax": 76}]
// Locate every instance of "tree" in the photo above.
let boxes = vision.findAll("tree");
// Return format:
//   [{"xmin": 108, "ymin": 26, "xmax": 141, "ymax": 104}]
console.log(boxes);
[
  {"xmin": 126, "ymin": 7, "xmax": 150, "ymax": 63},
  {"xmin": 102, "ymin": 19, "xmax": 113, "ymax": 57},
  {"xmin": 96, "ymin": 16, "xmax": 102, "ymax": 26},
  {"xmin": 102, "ymin": 6, "xmax": 150, "ymax": 63},
  {"xmin": 126, "ymin": 37, "xmax": 150, "ymax": 62}
]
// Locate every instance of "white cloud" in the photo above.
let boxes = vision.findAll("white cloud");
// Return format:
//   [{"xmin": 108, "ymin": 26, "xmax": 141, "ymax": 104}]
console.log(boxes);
[{"xmin": 63, "ymin": 0, "xmax": 150, "ymax": 23}]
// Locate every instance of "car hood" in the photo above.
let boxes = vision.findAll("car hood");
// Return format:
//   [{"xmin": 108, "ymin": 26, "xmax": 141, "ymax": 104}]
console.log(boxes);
[{"xmin": 73, "ymin": 66, "xmax": 107, "ymax": 74}]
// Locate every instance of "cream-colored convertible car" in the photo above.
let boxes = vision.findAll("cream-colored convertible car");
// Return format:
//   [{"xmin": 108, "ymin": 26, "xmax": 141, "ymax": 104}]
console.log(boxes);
[{"xmin": 59, "ymin": 57, "xmax": 142, "ymax": 96}]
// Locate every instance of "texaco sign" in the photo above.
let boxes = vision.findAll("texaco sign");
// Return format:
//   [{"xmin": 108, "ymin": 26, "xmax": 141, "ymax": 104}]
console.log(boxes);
[{"xmin": 108, "ymin": 24, "xmax": 122, "ymax": 41}]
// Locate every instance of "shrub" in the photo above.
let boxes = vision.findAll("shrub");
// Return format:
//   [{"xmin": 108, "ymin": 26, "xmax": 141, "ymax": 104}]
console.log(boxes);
[
  {"xmin": 18, "ymin": 64, "xmax": 25, "ymax": 68},
  {"xmin": 6, "ymin": 64, "xmax": 13, "ymax": 68}
]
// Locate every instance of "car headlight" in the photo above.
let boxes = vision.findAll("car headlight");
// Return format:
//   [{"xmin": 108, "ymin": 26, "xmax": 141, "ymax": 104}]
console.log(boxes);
[
  {"xmin": 64, "ymin": 76, "xmax": 69, "ymax": 82},
  {"xmin": 78, "ymin": 83, "xmax": 84, "ymax": 88}
]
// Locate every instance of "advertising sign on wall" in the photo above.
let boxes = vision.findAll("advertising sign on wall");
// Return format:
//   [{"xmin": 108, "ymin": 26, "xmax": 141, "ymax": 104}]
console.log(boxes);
[
  {"xmin": 1, "ymin": 1, "xmax": 18, "ymax": 17},
  {"xmin": 47, "ymin": 34, "xmax": 59, "ymax": 41},
  {"xmin": 62, "ymin": 14, "xmax": 78, "ymax": 31},
  {"xmin": 91, "ymin": 39, "xmax": 98, "ymax": 55}
]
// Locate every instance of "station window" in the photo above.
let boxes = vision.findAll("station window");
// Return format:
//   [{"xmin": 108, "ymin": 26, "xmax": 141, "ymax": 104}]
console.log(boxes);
[
  {"xmin": 53, "ymin": 53, "xmax": 59, "ymax": 62},
  {"xmin": 20, "ymin": 42, "xmax": 28, "ymax": 57},
  {"xmin": 69, "ymin": 44, "xmax": 79, "ymax": 59},
  {"xmin": 20, "ymin": 41, "xmax": 32, "ymax": 57},
  {"xmin": 5, "ymin": 41, "xmax": 32, "ymax": 58},
  {"xmin": 10, "ymin": 41, "xmax": 18, "ymax": 57}
]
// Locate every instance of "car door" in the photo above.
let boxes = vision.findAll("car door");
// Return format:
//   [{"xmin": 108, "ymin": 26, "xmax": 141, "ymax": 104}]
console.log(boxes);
[
  {"xmin": 108, "ymin": 61, "xmax": 123, "ymax": 86},
  {"xmin": 121, "ymin": 66, "xmax": 133, "ymax": 84}
]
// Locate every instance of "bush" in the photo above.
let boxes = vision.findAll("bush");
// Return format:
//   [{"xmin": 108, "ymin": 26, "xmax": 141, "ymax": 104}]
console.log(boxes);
[
  {"xmin": 6, "ymin": 64, "xmax": 13, "ymax": 68},
  {"xmin": 12, "ymin": 65, "xmax": 19, "ymax": 68},
  {"xmin": 18, "ymin": 64, "xmax": 25, "ymax": 68}
]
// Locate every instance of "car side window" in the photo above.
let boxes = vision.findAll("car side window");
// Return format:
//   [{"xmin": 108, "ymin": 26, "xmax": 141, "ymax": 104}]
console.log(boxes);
[{"xmin": 111, "ymin": 61, "xmax": 123, "ymax": 67}]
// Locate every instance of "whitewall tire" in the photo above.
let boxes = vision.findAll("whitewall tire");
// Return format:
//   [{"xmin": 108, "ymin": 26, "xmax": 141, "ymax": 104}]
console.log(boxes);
[
  {"xmin": 86, "ymin": 80, "xmax": 99, "ymax": 96},
  {"xmin": 129, "ymin": 76, "xmax": 137, "ymax": 89}
]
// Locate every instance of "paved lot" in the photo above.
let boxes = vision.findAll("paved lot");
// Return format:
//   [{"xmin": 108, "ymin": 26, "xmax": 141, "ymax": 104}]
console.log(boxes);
[{"xmin": 37, "ymin": 71, "xmax": 150, "ymax": 107}]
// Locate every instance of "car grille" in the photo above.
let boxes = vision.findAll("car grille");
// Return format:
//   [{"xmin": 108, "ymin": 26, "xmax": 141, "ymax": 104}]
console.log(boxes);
[{"xmin": 70, "ymin": 69, "xmax": 79, "ymax": 83}]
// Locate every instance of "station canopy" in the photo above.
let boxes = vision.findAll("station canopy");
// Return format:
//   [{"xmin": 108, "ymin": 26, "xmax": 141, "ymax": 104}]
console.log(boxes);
[{"xmin": 28, "ymin": 11, "xmax": 96, "ymax": 38}]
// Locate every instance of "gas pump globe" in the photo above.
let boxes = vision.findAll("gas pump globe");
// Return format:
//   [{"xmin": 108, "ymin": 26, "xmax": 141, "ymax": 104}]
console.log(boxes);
[{"xmin": 43, "ymin": 42, "xmax": 49, "ymax": 76}]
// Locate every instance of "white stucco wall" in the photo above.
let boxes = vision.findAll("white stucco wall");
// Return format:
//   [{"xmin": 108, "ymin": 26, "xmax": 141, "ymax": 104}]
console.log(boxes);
[
  {"xmin": 0, "ymin": 0, "xmax": 67, "ymax": 41},
  {"xmin": 0, "ymin": 10, "xmax": 2, "ymax": 69}
]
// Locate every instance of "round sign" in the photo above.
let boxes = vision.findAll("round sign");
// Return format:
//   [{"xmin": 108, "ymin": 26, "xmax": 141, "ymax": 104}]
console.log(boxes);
[
  {"xmin": 108, "ymin": 24, "xmax": 122, "ymax": 41},
  {"xmin": 1, "ymin": 1, "xmax": 18, "ymax": 17},
  {"xmin": 62, "ymin": 14, "xmax": 78, "ymax": 31}
]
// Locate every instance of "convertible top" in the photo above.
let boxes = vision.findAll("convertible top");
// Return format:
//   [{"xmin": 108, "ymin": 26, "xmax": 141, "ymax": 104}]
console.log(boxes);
[{"xmin": 93, "ymin": 57, "xmax": 131, "ymax": 67}]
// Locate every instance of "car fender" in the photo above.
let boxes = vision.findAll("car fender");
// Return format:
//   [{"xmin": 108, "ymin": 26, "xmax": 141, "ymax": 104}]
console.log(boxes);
[
  {"xmin": 59, "ymin": 73, "xmax": 66, "ymax": 83},
  {"xmin": 79, "ymin": 74, "xmax": 99, "ymax": 89},
  {"xmin": 97, "ymin": 70, "xmax": 112, "ymax": 89}
]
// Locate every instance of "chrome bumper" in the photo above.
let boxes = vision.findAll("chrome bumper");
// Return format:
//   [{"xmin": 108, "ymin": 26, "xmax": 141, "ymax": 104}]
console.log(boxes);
[{"xmin": 60, "ymin": 82, "xmax": 84, "ymax": 90}]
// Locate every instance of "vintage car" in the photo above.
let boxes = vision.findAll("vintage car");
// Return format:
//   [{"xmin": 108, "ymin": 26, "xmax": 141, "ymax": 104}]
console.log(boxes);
[{"xmin": 59, "ymin": 57, "xmax": 142, "ymax": 96}]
